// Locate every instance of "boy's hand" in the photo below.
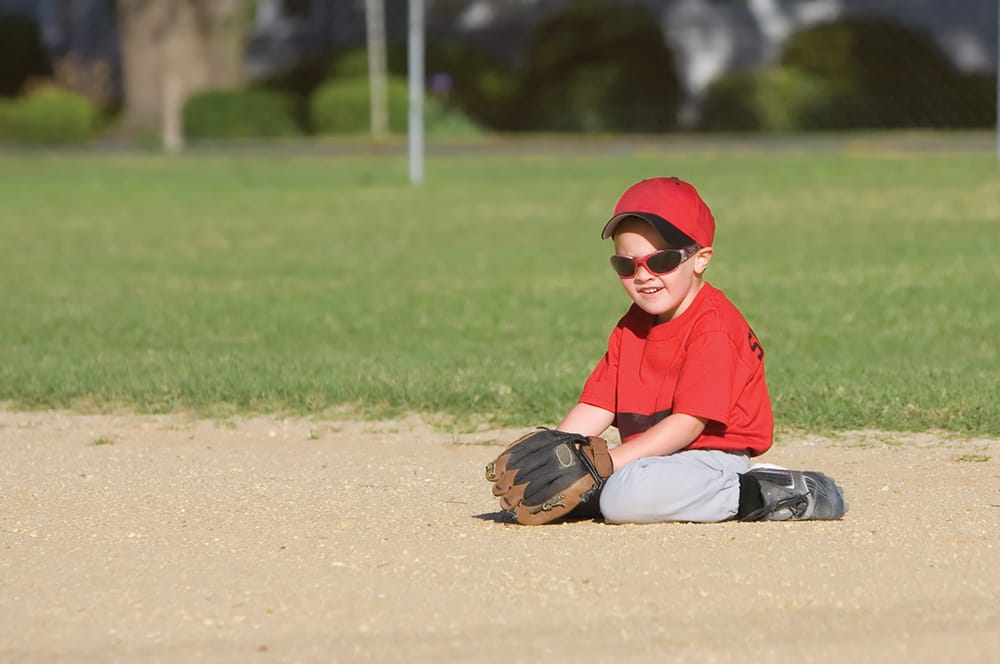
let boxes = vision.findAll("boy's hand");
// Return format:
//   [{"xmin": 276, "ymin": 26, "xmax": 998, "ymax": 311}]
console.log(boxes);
[{"xmin": 485, "ymin": 429, "xmax": 613, "ymax": 525}]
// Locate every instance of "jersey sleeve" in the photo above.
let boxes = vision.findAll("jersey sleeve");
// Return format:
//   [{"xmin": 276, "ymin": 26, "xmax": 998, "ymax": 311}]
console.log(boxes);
[
  {"xmin": 672, "ymin": 330, "xmax": 751, "ymax": 426},
  {"xmin": 578, "ymin": 323, "xmax": 623, "ymax": 413}
]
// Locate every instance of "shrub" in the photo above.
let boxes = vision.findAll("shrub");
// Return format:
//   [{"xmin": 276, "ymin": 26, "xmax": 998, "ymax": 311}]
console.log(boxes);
[
  {"xmin": 513, "ymin": 0, "xmax": 681, "ymax": 132},
  {"xmin": 755, "ymin": 67, "xmax": 837, "ymax": 131},
  {"xmin": 183, "ymin": 87, "xmax": 301, "ymax": 139},
  {"xmin": 261, "ymin": 42, "xmax": 512, "ymax": 132},
  {"xmin": 324, "ymin": 44, "xmax": 512, "ymax": 130},
  {"xmin": 949, "ymin": 73, "xmax": 997, "ymax": 128},
  {"xmin": 0, "ymin": 14, "xmax": 51, "ymax": 97},
  {"xmin": 258, "ymin": 47, "xmax": 400, "ymax": 132},
  {"xmin": 699, "ymin": 66, "xmax": 834, "ymax": 132},
  {"xmin": 424, "ymin": 104, "xmax": 483, "ymax": 138},
  {"xmin": 0, "ymin": 100, "xmax": 13, "ymax": 140},
  {"xmin": 258, "ymin": 46, "xmax": 406, "ymax": 102},
  {"xmin": 0, "ymin": 85, "xmax": 99, "ymax": 143},
  {"xmin": 780, "ymin": 17, "xmax": 993, "ymax": 128},
  {"xmin": 697, "ymin": 71, "xmax": 760, "ymax": 131},
  {"xmin": 330, "ymin": 47, "xmax": 404, "ymax": 80},
  {"xmin": 331, "ymin": 50, "xmax": 371, "ymax": 79},
  {"xmin": 311, "ymin": 76, "xmax": 406, "ymax": 134},
  {"xmin": 309, "ymin": 74, "xmax": 482, "ymax": 137}
]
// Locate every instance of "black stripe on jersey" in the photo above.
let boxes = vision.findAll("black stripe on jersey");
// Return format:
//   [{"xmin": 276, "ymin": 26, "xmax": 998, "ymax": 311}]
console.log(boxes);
[{"xmin": 617, "ymin": 409, "xmax": 673, "ymax": 441}]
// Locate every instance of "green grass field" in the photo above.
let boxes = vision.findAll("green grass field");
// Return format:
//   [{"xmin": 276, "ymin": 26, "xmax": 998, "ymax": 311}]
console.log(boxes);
[{"xmin": 2, "ymin": 144, "xmax": 998, "ymax": 434}]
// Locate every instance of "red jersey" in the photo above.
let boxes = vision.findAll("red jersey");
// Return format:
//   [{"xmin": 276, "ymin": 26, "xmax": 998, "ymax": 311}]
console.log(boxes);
[{"xmin": 579, "ymin": 283, "xmax": 773, "ymax": 456}]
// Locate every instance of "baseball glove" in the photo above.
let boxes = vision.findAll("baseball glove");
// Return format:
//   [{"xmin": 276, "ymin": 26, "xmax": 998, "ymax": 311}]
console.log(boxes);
[{"xmin": 485, "ymin": 429, "xmax": 614, "ymax": 525}]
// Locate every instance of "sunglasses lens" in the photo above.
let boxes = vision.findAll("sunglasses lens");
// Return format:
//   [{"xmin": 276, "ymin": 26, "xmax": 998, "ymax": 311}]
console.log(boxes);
[
  {"xmin": 647, "ymin": 251, "xmax": 682, "ymax": 274},
  {"xmin": 610, "ymin": 255, "xmax": 636, "ymax": 276}
]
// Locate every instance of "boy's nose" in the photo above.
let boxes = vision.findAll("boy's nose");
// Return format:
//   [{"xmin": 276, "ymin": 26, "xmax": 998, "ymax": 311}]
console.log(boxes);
[{"xmin": 633, "ymin": 264, "xmax": 654, "ymax": 281}]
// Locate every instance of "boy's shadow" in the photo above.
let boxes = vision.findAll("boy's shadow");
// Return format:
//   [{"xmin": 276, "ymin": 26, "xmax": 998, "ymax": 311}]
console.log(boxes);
[
  {"xmin": 473, "ymin": 501, "xmax": 603, "ymax": 524},
  {"xmin": 474, "ymin": 511, "xmax": 517, "ymax": 523}
]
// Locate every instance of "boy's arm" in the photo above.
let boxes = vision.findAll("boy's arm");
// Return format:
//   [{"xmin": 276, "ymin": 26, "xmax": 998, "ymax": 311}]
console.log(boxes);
[
  {"xmin": 557, "ymin": 406, "xmax": 706, "ymax": 471},
  {"xmin": 557, "ymin": 402, "xmax": 614, "ymax": 438},
  {"xmin": 609, "ymin": 413, "xmax": 706, "ymax": 470}
]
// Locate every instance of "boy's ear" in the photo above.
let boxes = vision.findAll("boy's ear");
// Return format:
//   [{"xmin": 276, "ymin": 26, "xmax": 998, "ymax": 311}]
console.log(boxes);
[{"xmin": 693, "ymin": 247, "xmax": 713, "ymax": 275}]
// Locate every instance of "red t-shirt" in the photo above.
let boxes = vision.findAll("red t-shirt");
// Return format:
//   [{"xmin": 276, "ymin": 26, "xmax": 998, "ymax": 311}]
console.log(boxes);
[{"xmin": 579, "ymin": 283, "xmax": 773, "ymax": 456}]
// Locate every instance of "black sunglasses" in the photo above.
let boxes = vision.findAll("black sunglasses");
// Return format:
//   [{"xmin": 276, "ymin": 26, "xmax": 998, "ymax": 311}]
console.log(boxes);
[{"xmin": 610, "ymin": 246, "xmax": 700, "ymax": 277}]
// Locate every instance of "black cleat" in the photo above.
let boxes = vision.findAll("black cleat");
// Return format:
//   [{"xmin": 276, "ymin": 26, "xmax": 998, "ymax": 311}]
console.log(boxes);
[{"xmin": 741, "ymin": 466, "xmax": 848, "ymax": 521}]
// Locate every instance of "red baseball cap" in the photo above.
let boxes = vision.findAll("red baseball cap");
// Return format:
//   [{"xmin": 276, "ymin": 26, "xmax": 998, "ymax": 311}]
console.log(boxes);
[{"xmin": 600, "ymin": 177, "xmax": 715, "ymax": 248}]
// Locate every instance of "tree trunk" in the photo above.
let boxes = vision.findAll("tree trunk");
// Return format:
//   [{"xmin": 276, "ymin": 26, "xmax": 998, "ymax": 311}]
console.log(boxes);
[{"xmin": 114, "ymin": 0, "xmax": 253, "ymax": 140}]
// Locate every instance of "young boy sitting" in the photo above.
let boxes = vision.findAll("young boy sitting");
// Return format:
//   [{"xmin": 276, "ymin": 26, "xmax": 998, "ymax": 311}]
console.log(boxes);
[{"xmin": 557, "ymin": 177, "xmax": 847, "ymax": 523}]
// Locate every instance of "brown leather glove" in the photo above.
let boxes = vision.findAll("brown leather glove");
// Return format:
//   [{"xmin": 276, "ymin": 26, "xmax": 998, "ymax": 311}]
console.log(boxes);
[{"xmin": 485, "ymin": 429, "xmax": 613, "ymax": 525}]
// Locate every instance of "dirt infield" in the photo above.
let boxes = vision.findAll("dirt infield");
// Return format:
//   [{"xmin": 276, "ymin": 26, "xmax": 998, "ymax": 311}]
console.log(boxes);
[{"xmin": 2, "ymin": 410, "xmax": 998, "ymax": 663}]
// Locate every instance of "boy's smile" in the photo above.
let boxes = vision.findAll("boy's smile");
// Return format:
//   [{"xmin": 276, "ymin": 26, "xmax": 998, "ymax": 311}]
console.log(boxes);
[{"xmin": 612, "ymin": 218, "xmax": 712, "ymax": 323}]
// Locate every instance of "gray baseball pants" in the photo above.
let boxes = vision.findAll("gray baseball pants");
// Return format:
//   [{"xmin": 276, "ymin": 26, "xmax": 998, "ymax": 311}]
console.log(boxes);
[{"xmin": 599, "ymin": 449, "xmax": 749, "ymax": 523}]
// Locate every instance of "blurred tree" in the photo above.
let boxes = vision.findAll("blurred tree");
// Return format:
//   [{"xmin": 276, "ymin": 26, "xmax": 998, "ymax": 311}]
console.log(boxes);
[
  {"xmin": 113, "ymin": 0, "xmax": 254, "ymax": 147},
  {"xmin": 780, "ymin": 17, "xmax": 991, "ymax": 128},
  {"xmin": 0, "ymin": 14, "xmax": 52, "ymax": 97},
  {"xmin": 514, "ymin": 0, "xmax": 681, "ymax": 132}
]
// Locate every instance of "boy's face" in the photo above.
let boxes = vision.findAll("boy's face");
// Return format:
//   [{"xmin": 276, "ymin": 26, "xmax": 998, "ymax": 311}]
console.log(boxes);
[{"xmin": 612, "ymin": 218, "xmax": 712, "ymax": 323}]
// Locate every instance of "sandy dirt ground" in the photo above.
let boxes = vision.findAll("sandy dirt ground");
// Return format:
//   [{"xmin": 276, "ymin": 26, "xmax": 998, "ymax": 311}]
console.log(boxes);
[{"xmin": 1, "ymin": 409, "xmax": 998, "ymax": 663}]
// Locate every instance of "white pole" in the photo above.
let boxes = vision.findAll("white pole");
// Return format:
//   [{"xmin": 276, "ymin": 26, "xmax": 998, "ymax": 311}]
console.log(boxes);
[
  {"xmin": 408, "ymin": 0, "xmax": 425, "ymax": 185},
  {"xmin": 162, "ymin": 67, "xmax": 183, "ymax": 154},
  {"xmin": 365, "ymin": 0, "xmax": 388, "ymax": 138},
  {"xmin": 162, "ymin": 23, "xmax": 183, "ymax": 154}
]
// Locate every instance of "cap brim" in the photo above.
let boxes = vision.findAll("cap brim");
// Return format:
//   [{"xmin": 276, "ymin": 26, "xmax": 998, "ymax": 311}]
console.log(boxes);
[{"xmin": 601, "ymin": 212, "xmax": 681, "ymax": 241}]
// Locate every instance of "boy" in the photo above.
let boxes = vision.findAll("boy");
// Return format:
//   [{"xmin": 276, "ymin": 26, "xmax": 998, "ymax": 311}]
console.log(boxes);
[{"xmin": 558, "ymin": 177, "xmax": 847, "ymax": 523}]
